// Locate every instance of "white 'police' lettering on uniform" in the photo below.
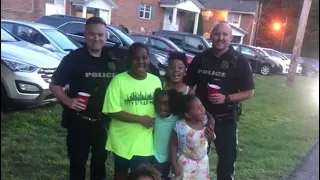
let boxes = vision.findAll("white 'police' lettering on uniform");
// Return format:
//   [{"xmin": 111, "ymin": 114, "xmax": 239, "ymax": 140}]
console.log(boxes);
[
  {"xmin": 85, "ymin": 72, "xmax": 115, "ymax": 78},
  {"xmin": 198, "ymin": 69, "xmax": 227, "ymax": 78}
]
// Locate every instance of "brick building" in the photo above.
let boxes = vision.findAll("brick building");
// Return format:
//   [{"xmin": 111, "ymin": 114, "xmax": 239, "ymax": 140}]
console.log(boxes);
[
  {"xmin": 1, "ymin": 0, "xmax": 46, "ymax": 21},
  {"xmin": 200, "ymin": 0, "xmax": 259, "ymax": 45},
  {"xmin": 1, "ymin": 0, "xmax": 259, "ymax": 44}
]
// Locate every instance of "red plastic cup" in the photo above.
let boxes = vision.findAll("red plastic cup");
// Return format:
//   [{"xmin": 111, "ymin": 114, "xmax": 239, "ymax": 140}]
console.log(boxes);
[
  {"xmin": 77, "ymin": 92, "xmax": 91, "ymax": 106},
  {"xmin": 208, "ymin": 84, "xmax": 220, "ymax": 97}
]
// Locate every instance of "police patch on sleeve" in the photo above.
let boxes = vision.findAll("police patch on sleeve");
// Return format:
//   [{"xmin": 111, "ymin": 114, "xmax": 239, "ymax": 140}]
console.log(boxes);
[{"xmin": 220, "ymin": 60, "xmax": 229, "ymax": 69}]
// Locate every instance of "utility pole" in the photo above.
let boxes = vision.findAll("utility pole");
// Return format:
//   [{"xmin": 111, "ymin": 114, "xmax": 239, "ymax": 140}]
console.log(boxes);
[
  {"xmin": 286, "ymin": 0, "xmax": 312, "ymax": 87},
  {"xmin": 253, "ymin": 0, "xmax": 263, "ymax": 46},
  {"xmin": 280, "ymin": 17, "xmax": 287, "ymax": 51}
]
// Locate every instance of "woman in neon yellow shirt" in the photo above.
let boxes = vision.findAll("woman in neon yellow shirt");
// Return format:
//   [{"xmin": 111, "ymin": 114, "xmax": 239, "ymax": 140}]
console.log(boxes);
[{"xmin": 102, "ymin": 43, "xmax": 162, "ymax": 180}]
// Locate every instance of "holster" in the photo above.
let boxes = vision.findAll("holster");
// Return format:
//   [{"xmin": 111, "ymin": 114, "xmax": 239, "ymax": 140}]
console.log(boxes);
[{"xmin": 214, "ymin": 103, "xmax": 240, "ymax": 124}]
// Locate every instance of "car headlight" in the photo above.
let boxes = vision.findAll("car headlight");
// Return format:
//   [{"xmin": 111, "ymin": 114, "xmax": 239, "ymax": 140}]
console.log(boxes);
[
  {"xmin": 154, "ymin": 54, "xmax": 167, "ymax": 65},
  {"xmin": 1, "ymin": 59, "xmax": 38, "ymax": 72}
]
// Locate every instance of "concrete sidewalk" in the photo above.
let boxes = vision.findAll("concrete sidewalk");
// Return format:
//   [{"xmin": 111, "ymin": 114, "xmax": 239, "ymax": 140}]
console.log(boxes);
[{"xmin": 284, "ymin": 140, "xmax": 319, "ymax": 180}]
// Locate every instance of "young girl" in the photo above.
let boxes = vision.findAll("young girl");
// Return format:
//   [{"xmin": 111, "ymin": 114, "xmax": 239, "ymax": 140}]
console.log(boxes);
[
  {"xmin": 164, "ymin": 51, "xmax": 194, "ymax": 94},
  {"xmin": 102, "ymin": 42, "xmax": 162, "ymax": 180},
  {"xmin": 153, "ymin": 89, "xmax": 179, "ymax": 180},
  {"xmin": 169, "ymin": 93, "xmax": 216, "ymax": 180}
]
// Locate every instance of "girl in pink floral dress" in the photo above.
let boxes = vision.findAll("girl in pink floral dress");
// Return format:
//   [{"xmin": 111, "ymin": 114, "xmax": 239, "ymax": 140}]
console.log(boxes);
[{"xmin": 169, "ymin": 93, "xmax": 216, "ymax": 180}]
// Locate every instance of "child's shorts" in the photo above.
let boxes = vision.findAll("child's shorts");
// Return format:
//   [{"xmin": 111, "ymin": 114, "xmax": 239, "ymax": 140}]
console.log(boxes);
[
  {"xmin": 113, "ymin": 154, "xmax": 153, "ymax": 173},
  {"xmin": 152, "ymin": 157, "xmax": 171, "ymax": 180}
]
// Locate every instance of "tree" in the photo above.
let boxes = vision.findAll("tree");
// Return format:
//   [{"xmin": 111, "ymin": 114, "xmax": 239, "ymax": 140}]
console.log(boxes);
[{"xmin": 256, "ymin": 0, "xmax": 319, "ymax": 59}]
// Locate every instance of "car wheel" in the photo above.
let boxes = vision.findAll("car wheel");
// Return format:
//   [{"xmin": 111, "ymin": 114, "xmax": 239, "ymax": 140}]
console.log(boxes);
[
  {"xmin": 260, "ymin": 64, "xmax": 271, "ymax": 76},
  {"xmin": 1, "ymin": 82, "xmax": 14, "ymax": 111},
  {"xmin": 306, "ymin": 69, "xmax": 315, "ymax": 78}
]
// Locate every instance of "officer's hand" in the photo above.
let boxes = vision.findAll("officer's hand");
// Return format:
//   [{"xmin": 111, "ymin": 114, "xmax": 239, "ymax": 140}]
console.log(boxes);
[
  {"xmin": 67, "ymin": 98, "xmax": 87, "ymax": 111},
  {"xmin": 205, "ymin": 126, "xmax": 216, "ymax": 141},
  {"xmin": 209, "ymin": 93, "xmax": 226, "ymax": 104},
  {"xmin": 138, "ymin": 116, "xmax": 155, "ymax": 128}
]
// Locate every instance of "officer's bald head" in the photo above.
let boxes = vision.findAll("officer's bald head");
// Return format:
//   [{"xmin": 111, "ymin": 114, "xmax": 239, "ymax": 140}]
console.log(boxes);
[
  {"xmin": 210, "ymin": 21, "xmax": 233, "ymax": 51},
  {"xmin": 211, "ymin": 21, "xmax": 233, "ymax": 35}
]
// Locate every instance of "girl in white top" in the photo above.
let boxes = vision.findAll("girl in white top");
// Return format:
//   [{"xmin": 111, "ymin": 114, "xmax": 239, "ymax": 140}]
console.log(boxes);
[{"xmin": 164, "ymin": 52, "xmax": 194, "ymax": 95}]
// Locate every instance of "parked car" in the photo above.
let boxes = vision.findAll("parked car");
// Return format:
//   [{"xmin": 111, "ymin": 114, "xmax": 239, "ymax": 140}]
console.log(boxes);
[
  {"xmin": 131, "ymin": 34, "xmax": 195, "ymax": 64},
  {"xmin": 1, "ymin": 27, "xmax": 60, "ymax": 108},
  {"xmin": 37, "ymin": 15, "xmax": 167, "ymax": 76},
  {"xmin": 152, "ymin": 30, "xmax": 211, "ymax": 55},
  {"xmin": 283, "ymin": 53, "xmax": 319, "ymax": 77},
  {"xmin": 206, "ymin": 39, "xmax": 212, "ymax": 46},
  {"xmin": 260, "ymin": 48, "xmax": 302, "ymax": 74},
  {"xmin": 1, "ymin": 20, "xmax": 81, "ymax": 60},
  {"xmin": 231, "ymin": 43, "xmax": 282, "ymax": 75}
]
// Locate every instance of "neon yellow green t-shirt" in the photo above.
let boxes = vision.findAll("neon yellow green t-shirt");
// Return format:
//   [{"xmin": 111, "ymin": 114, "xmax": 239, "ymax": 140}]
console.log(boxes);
[{"xmin": 102, "ymin": 72, "xmax": 162, "ymax": 160}]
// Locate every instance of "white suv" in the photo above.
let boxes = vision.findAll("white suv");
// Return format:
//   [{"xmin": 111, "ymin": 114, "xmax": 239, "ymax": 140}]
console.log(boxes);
[
  {"xmin": 260, "ymin": 48, "xmax": 302, "ymax": 74},
  {"xmin": 1, "ymin": 27, "xmax": 60, "ymax": 109}
]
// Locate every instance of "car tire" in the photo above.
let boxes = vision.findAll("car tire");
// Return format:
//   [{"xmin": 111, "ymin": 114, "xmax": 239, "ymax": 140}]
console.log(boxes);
[
  {"xmin": 1, "ymin": 82, "xmax": 14, "ymax": 111},
  {"xmin": 260, "ymin": 64, "xmax": 271, "ymax": 76},
  {"xmin": 306, "ymin": 69, "xmax": 315, "ymax": 78}
]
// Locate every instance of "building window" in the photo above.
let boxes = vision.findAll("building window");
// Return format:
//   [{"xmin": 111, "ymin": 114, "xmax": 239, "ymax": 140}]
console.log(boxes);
[
  {"xmin": 227, "ymin": 14, "xmax": 241, "ymax": 26},
  {"xmin": 46, "ymin": 0, "xmax": 64, "ymax": 5},
  {"xmin": 139, "ymin": 3, "xmax": 152, "ymax": 19},
  {"xmin": 72, "ymin": 6, "xmax": 98, "ymax": 19}
]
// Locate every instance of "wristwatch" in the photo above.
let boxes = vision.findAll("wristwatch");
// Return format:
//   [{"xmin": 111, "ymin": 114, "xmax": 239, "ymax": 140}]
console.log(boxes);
[{"xmin": 225, "ymin": 94, "xmax": 231, "ymax": 103}]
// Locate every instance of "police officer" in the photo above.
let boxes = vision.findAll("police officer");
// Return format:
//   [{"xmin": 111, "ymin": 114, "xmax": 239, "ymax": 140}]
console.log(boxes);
[
  {"xmin": 50, "ymin": 17, "xmax": 124, "ymax": 180},
  {"xmin": 186, "ymin": 21, "xmax": 255, "ymax": 180}
]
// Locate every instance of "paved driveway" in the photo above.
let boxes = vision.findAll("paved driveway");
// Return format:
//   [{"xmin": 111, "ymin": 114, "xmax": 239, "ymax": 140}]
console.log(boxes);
[{"xmin": 285, "ymin": 141, "xmax": 319, "ymax": 180}]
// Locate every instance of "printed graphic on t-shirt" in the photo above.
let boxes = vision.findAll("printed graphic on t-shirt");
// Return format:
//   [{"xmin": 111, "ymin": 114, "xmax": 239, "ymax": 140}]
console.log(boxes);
[{"xmin": 124, "ymin": 91, "xmax": 154, "ymax": 106}]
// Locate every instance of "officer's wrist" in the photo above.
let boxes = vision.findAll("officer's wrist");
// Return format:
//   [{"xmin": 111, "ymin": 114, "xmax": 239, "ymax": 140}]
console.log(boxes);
[{"xmin": 225, "ymin": 94, "xmax": 231, "ymax": 103}]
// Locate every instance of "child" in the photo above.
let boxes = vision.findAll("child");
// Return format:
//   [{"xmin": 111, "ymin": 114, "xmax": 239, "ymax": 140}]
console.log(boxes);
[
  {"xmin": 164, "ymin": 51, "xmax": 194, "ymax": 95},
  {"xmin": 153, "ymin": 88, "xmax": 179, "ymax": 180},
  {"xmin": 153, "ymin": 89, "xmax": 215, "ymax": 180},
  {"xmin": 128, "ymin": 164, "xmax": 161, "ymax": 180},
  {"xmin": 102, "ymin": 42, "xmax": 162, "ymax": 180},
  {"xmin": 169, "ymin": 93, "xmax": 216, "ymax": 180}
]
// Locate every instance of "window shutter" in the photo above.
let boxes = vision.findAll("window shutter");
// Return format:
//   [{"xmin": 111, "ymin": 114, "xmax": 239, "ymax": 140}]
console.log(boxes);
[
  {"xmin": 137, "ymin": 3, "xmax": 141, "ymax": 18},
  {"xmin": 151, "ymin": 5, "xmax": 156, "ymax": 20}
]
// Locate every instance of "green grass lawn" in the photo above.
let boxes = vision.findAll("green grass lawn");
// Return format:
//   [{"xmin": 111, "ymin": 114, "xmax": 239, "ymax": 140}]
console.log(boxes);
[{"xmin": 1, "ymin": 75, "xmax": 319, "ymax": 180}]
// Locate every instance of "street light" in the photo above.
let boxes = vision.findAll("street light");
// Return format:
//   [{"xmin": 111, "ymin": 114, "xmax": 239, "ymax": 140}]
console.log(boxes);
[
  {"xmin": 273, "ymin": 22, "xmax": 281, "ymax": 31},
  {"xmin": 272, "ymin": 18, "xmax": 288, "ymax": 51}
]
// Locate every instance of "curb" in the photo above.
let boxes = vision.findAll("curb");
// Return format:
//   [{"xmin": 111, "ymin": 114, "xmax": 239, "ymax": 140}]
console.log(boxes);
[{"xmin": 282, "ymin": 139, "xmax": 319, "ymax": 180}]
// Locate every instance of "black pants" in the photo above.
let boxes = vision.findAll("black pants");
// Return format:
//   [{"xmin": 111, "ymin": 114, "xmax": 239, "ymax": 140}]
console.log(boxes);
[
  {"xmin": 214, "ymin": 114, "xmax": 239, "ymax": 180},
  {"xmin": 67, "ymin": 116, "xmax": 108, "ymax": 180}
]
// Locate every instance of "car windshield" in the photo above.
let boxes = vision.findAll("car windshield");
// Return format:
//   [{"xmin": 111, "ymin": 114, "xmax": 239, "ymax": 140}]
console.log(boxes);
[
  {"xmin": 164, "ymin": 38, "xmax": 185, "ymax": 52},
  {"xmin": 202, "ymin": 37, "xmax": 211, "ymax": 48},
  {"xmin": 1, "ymin": 28, "xmax": 19, "ymax": 42},
  {"xmin": 256, "ymin": 48, "xmax": 270, "ymax": 57},
  {"xmin": 268, "ymin": 49, "xmax": 290, "ymax": 61},
  {"xmin": 109, "ymin": 26, "xmax": 134, "ymax": 45},
  {"xmin": 41, "ymin": 29, "xmax": 80, "ymax": 50}
]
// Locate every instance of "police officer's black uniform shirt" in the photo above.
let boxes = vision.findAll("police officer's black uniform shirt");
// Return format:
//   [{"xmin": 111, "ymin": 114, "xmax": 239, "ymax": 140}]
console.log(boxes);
[
  {"xmin": 51, "ymin": 46, "xmax": 125, "ymax": 118},
  {"xmin": 186, "ymin": 46, "xmax": 255, "ymax": 115}
]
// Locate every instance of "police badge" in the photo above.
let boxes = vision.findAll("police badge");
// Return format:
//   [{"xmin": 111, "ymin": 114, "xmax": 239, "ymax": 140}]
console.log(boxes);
[
  {"xmin": 108, "ymin": 62, "xmax": 116, "ymax": 71},
  {"xmin": 221, "ymin": 60, "xmax": 229, "ymax": 69}
]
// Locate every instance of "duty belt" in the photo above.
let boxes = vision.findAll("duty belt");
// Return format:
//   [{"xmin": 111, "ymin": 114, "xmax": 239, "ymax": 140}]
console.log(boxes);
[
  {"xmin": 76, "ymin": 113, "xmax": 100, "ymax": 122},
  {"xmin": 213, "ymin": 113, "xmax": 229, "ymax": 122}
]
